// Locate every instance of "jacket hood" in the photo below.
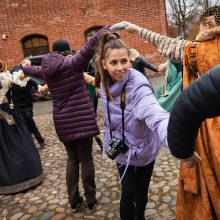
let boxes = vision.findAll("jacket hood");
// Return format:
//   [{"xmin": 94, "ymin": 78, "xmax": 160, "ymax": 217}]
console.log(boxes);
[{"xmin": 42, "ymin": 52, "xmax": 65, "ymax": 78}]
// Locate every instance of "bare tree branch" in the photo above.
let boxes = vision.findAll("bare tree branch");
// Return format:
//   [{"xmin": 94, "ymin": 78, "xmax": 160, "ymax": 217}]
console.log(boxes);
[{"xmin": 166, "ymin": 0, "xmax": 205, "ymax": 39}]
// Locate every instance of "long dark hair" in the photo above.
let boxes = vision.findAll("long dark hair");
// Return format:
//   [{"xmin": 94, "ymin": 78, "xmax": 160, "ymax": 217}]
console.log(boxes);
[{"xmin": 95, "ymin": 31, "xmax": 129, "ymax": 100}]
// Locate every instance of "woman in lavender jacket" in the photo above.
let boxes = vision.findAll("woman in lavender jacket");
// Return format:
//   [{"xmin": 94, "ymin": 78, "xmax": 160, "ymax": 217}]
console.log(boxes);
[
  {"xmin": 22, "ymin": 26, "xmax": 109, "ymax": 211},
  {"xmin": 95, "ymin": 31, "xmax": 169, "ymax": 220}
]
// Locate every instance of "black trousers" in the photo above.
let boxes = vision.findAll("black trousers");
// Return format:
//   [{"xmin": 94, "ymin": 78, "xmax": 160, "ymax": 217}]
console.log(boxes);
[
  {"xmin": 17, "ymin": 107, "xmax": 44, "ymax": 144},
  {"xmin": 63, "ymin": 137, "xmax": 96, "ymax": 206},
  {"xmin": 117, "ymin": 161, "xmax": 155, "ymax": 220}
]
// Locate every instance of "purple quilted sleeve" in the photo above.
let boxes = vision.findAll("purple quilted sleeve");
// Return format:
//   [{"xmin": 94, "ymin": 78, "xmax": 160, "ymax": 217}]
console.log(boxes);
[
  {"xmin": 64, "ymin": 25, "xmax": 110, "ymax": 73},
  {"xmin": 23, "ymin": 66, "xmax": 43, "ymax": 80}
]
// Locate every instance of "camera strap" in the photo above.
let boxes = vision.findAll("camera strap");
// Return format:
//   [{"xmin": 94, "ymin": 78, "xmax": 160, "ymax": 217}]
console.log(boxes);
[{"xmin": 107, "ymin": 81, "xmax": 127, "ymax": 143}]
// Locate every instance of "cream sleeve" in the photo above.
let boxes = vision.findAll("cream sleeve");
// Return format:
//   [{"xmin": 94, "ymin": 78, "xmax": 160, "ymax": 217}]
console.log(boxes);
[{"xmin": 139, "ymin": 28, "xmax": 189, "ymax": 61}]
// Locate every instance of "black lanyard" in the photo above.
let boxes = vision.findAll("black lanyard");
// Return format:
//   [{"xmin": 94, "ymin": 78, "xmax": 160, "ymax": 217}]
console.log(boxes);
[{"xmin": 107, "ymin": 82, "xmax": 127, "ymax": 143}]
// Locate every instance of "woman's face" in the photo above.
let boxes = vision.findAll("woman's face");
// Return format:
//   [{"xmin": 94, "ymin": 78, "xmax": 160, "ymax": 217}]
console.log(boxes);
[
  {"xmin": 102, "ymin": 48, "xmax": 130, "ymax": 82},
  {"xmin": 199, "ymin": 23, "xmax": 208, "ymax": 32}
]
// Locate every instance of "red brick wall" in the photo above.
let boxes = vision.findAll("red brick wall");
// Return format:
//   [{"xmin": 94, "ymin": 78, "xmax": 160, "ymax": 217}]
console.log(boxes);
[{"xmin": 0, "ymin": 0, "xmax": 167, "ymax": 68}]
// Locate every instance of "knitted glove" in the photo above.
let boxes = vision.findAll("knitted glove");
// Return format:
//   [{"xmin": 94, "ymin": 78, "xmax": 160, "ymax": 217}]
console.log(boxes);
[{"xmin": 110, "ymin": 22, "xmax": 128, "ymax": 31}]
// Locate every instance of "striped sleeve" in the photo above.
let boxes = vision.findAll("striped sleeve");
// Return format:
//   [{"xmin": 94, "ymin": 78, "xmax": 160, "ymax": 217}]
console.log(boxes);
[{"xmin": 140, "ymin": 28, "xmax": 189, "ymax": 61}]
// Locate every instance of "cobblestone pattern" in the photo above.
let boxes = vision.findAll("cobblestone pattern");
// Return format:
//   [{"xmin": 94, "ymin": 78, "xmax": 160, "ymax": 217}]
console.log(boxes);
[{"xmin": 0, "ymin": 101, "xmax": 179, "ymax": 219}]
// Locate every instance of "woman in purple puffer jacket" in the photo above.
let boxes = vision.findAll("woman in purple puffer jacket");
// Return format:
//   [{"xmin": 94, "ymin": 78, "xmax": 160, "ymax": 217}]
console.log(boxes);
[
  {"xmin": 23, "ymin": 26, "xmax": 109, "ymax": 211},
  {"xmin": 95, "ymin": 31, "xmax": 169, "ymax": 220}
]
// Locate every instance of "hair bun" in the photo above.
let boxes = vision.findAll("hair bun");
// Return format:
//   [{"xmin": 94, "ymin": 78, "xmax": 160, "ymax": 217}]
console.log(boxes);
[
  {"xmin": 107, "ymin": 32, "xmax": 120, "ymax": 41},
  {"xmin": 102, "ymin": 31, "xmax": 120, "ymax": 43}
]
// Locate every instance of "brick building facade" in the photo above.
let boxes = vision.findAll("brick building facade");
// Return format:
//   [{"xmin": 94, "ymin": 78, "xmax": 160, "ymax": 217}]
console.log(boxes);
[{"xmin": 0, "ymin": 0, "xmax": 167, "ymax": 68}]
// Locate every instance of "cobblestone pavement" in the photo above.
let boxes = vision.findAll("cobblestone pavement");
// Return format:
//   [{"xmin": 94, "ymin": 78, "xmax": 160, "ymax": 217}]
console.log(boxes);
[{"xmin": 0, "ymin": 100, "xmax": 179, "ymax": 220}]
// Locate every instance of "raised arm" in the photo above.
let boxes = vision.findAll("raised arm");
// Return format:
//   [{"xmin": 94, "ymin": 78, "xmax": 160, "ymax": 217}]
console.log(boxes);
[
  {"xmin": 64, "ymin": 26, "xmax": 110, "ymax": 73},
  {"xmin": 133, "ymin": 82, "xmax": 170, "ymax": 147},
  {"xmin": 23, "ymin": 65, "xmax": 44, "ymax": 80},
  {"xmin": 140, "ymin": 57, "xmax": 158, "ymax": 72},
  {"xmin": 123, "ymin": 21, "xmax": 189, "ymax": 61},
  {"xmin": 168, "ymin": 64, "xmax": 220, "ymax": 159}
]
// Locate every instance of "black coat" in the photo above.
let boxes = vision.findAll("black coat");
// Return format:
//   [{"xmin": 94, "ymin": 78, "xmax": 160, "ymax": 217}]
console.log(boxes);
[
  {"xmin": 168, "ymin": 64, "xmax": 220, "ymax": 159},
  {"xmin": 132, "ymin": 56, "xmax": 158, "ymax": 76},
  {"xmin": 9, "ymin": 65, "xmax": 44, "ymax": 109}
]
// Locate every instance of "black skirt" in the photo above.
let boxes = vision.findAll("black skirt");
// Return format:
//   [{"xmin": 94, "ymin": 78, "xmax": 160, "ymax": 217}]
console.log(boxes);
[{"xmin": 0, "ymin": 103, "xmax": 43, "ymax": 194}]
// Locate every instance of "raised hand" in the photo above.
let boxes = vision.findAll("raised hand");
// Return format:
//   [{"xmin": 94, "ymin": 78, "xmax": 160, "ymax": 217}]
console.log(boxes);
[
  {"xmin": 123, "ymin": 21, "xmax": 142, "ymax": 34},
  {"xmin": 181, "ymin": 152, "xmax": 201, "ymax": 168},
  {"xmin": 110, "ymin": 21, "xmax": 128, "ymax": 32}
]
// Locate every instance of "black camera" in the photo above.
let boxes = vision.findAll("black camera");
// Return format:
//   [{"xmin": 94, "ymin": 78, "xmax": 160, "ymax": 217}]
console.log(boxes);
[{"xmin": 107, "ymin": 137, "xmax": 128, "ymax": 160}]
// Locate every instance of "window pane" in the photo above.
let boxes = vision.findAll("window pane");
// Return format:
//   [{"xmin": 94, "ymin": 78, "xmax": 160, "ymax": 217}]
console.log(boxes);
[
  {"xmin": 85, "ymin": 27, "xmax": 103, "ymax": 41},
  {"xmin": 24, "ymin": 40, "xmax": 32, "ymax": 48},
  {"xmin": 23, "ymin": 35, "xmax": 49, "ymax": 57},
  {"xmin": 32, "ymin": 38, "xmax": 40, "ymax": 47},
  {"xmin": 39, "ymin": 38, "xmax": 48, "ymax": 46}
]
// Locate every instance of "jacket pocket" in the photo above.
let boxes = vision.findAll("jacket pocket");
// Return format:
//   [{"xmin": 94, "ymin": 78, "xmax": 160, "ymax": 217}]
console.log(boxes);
[{"xmin": 132, "ymin": 144, "xmax": 151, "ymax": 161}]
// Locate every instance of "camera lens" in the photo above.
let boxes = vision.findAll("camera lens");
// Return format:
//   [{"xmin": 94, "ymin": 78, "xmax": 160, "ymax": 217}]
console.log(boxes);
[{"xmin": 107, "ymin": 147, "xmax": 118, "ymax": 160}]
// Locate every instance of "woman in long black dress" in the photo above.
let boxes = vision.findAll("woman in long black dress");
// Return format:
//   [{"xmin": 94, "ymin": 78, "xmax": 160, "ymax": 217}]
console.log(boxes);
[{"xmin": 0, "ymin": 61, "xmax": 43, "ymax": 194}]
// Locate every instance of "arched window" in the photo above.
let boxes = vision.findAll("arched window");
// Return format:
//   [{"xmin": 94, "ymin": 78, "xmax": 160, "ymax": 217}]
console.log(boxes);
[
  {"xmin": 22, "ymin": 34, "xmax": 49, "ymax": 57},
  {"xmin": 84, "ymin": 26, "xmax": 103, "ymax": 41}
]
